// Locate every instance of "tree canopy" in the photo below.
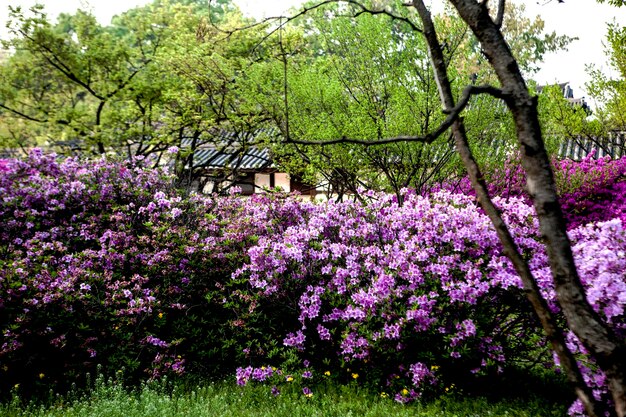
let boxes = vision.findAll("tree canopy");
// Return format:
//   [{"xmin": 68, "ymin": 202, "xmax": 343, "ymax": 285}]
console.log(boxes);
[{"xmin": 0, "ymin": 0, "xmax": 581, "ymax": 194}]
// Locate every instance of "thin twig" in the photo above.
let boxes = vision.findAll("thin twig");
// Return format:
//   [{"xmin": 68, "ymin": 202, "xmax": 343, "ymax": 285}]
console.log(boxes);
[{"xmin": 208, "ymin": 0, "xmax": 423, "ymax": 38}]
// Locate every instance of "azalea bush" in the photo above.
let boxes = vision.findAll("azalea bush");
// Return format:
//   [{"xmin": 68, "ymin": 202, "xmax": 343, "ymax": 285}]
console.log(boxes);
[
  {"xmin": 1, "ymin": 150, "xmax": 624, "ymax": 417},
  {"xmin": 233, "ymin": 190, "xmax": 546, "ymax": 400},
  {"xmin": 0, "ymin": 150, "xmax": 309, "ymax": 396},
  {"xmin": 555, "ymin": 156, "xmax": 626, "ymax": 229},
  {"xmin": 232, "ymin": 188, "xmax": 624, "ymax": 413},
  {"xmin": 552, "ymin": 219, "xmax": 626, "ymax": 416},
  {"xmin": 438, "ymin": 153, "xmax": 626, "ymax": 229}
]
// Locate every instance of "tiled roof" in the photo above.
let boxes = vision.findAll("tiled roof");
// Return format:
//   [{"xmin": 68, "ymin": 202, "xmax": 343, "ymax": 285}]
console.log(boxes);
[
  {"xmin": 180, "ymin": 128, "xmax": 278, "ymax": 148},
  {"xmin": 536, "ymin": 82, "xmax": 573, "ymax": 98},
  {"xmin": 181, "ymin": 128, "xmax": 277, "ymax": 170},
  {"xmin": 190, "ymin": 146, "xmax": 272, "ymax": 170}
]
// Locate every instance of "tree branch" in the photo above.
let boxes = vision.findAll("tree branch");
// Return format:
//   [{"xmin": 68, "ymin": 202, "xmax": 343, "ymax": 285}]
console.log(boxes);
[
  {"xmin": 494, "ymin": 0, "xmax": 506, "ymax": 28},
  {"xmin": 284, "ymin": 84, "xmax": 504, "ymax": 146},
  {"xmin": 413, "ymin": 0, "xmax": 605, "ymax": 415},
  {"xmin": 20, "ymin": 29, "xmax": 105, "ymax": 101},
  {"xmin": 208, "ymin": 0, "xmax": 422, "ymax": 41},
  {"xmin": 0, "ymin": 103, "xmax": 49, "ymax": 123}
]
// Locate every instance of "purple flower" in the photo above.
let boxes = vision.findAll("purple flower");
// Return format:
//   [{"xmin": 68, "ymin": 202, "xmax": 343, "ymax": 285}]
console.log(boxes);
[
  {"xmin": 408, "ymin": 362, "xmax": 435, "ymax": 387},
  {"xmin": 317, "ymin": 325, "xmax": 331, "ymax": 341},
  {"xmin": 283, "ymin": 330, "xmax": 306, "ymax": 349},
  {"xmin": 145, "ymin": 336, "xmax": 169, "ymax": 348},
  {"xmin": 236, "ymin": 366, "xmax": 253, "ymax": 386}
]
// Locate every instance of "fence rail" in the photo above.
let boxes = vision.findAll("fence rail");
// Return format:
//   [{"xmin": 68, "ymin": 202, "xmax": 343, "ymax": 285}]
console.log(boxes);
[{"xmin": 556, "ymin": 132, "xmax": 626, "ymax": 161}]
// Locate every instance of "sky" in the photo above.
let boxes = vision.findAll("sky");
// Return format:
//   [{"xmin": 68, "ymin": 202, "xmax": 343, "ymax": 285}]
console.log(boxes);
[{"xmin": 1, "ymin": 0, "xmax": 625, "ymax": 101}]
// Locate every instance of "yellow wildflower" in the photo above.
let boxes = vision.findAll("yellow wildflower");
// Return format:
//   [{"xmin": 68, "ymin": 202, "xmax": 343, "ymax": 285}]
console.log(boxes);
[
  {"xmin": 286, "ymin": 376, "xmax": 293, "ymax": 382},
  {"xmin": 351, "ymin": 373, "xmax": 359, "ymax": 379},
  {"xmin": 324, "ymin": 371, "xmax": 331, "ymax": 376},
  {"xmin": 380, "ymin": 392, "xmax": 388, "ymax": 398},
  {"xmin": 38, "ymin": 373, "xmax": 45, "ymax": 379},
  {"xmin": 158, "ymin": 312, "xmax": 164, "ymax": 319},
  {"xmin": 401, "ymin": 388, "xmax": 409, "ymax": 396},
  {"xmin": 430, "ymin": 365, "xmax": 439, "ymax": 371}
]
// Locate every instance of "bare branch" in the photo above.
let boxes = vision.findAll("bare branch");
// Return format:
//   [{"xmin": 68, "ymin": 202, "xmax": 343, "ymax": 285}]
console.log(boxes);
[
  {"xmin": 284, "ymin": 84, "xmax": 504, "ymax": 146},
  {"xmin": 494, "ymin": 0, "xmax": 506, "ymax": 28},
  {"xmin": 0, "ymin": 103, "xmax": 49, "ymax": 123},
  {"xmin": 208, "ymin": 0, "xmax": 422, "ymax": 39},
  {"xmin": 105, "ymin": 63, "xmax": 151, "ymax": 100},
  {"xmin": 279, "ymin": 17, "xmax": 290, "ymax": 142}
]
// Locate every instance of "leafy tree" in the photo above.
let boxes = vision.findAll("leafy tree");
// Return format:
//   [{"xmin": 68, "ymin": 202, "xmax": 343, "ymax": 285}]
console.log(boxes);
[
  {"xmin": 238, "ymin": 0, "xmax": 574, "ymax": 200},
  {"xmin": 273, "ymin": 9, "xmax": 457, "ymax": 199},
  {"xmin": 587, "ymin": 23, "xmax": 626, "ymax": 132},
  {"xmin": 537, "ymin": 84, "xmax": 610, "ymax": 157},
  {"xmin": 0, "ymin": 5, "xmax": 165, "ymax": 154},
  {"xmin": 0, "ymin": 1, "xmax": 285, "ymax": 192},
  {"xmin": 152, "ymin": 7, "xmax": 282, "ymax": 192}
]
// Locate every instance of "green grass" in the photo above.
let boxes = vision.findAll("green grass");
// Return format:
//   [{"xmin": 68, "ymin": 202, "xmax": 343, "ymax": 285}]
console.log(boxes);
[{"xmin": 1, "ymin": 376, "xmax": 568, "ymax": 417}]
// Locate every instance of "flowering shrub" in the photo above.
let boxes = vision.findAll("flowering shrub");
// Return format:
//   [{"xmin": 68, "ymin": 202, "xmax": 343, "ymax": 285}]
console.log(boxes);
[
  {"xmin": 549, "ymin": 219, "xmax": 626, "ymax": 416},
  {"xmin": 0, "ymin": 150, "xmax": 308, "ymax": 395},
  {"xmin": 233, "ymin": 189, "xmax": 550, "ymax": 399},
  {"xmin": 231, "ymin": 192, "xmax": 624, "ymax": 414},
  {"xmin": 437, "ymin": 153, "xmax": 626, "ymax": 229},
  {"xmin": 555, "ymin": 156, "xmax": 626, "ymax": 229},
  {"xmin": 1, "ymin": 150, "xmax": 624, "ymax": 417}
]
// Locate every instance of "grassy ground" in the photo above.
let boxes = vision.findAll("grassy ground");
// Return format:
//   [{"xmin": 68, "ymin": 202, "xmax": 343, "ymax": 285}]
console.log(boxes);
[{"xmin": 1, "ymin": 376, "xmax": 569, "ymax": 417}]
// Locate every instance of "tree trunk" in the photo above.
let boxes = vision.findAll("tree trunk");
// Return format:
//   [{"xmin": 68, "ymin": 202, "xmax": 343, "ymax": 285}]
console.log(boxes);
[
  {"xmin": 446, "ymin": 1, "xmax": 626, "ymax": 415},
  {"xmin": 411, "ymin": 1, "xmax": 605, "ymax": 415}
]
